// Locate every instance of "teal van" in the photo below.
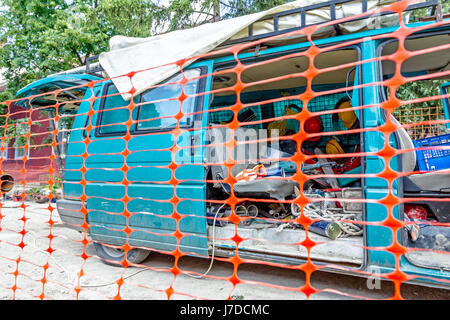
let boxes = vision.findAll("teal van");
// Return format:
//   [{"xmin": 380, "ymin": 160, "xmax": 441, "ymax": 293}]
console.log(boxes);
[{"xmin": 15, "ymin": 0, "xmax": 450, "ymax": 288}]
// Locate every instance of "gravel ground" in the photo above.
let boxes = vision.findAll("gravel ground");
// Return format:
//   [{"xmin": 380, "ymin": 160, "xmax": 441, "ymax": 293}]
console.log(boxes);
[{"xmin": 0, "ymin": 202, "xmax": 448, "ymax": 300}]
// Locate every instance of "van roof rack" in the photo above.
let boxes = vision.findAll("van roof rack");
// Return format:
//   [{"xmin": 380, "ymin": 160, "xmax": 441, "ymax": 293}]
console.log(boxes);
[
  {"xmin": 220, "ymin": 0, "xmax": 440, "ymax": 46},
  {"xmin": 56, "ymin": 0, "xmax": 440, "ymax": 78},
  {"xmin": 85, "ymin": 55, "xmax": 104, "ymax": 77}
]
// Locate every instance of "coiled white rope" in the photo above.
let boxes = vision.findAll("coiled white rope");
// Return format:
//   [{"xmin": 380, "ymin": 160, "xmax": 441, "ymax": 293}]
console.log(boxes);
[
  {"xmin": 302, "ymin": 202, "xmax": 363, "ymax": 237},
  {"xmin": 291, "ymin": 192, "xmax": 363, "ymax": 237}
]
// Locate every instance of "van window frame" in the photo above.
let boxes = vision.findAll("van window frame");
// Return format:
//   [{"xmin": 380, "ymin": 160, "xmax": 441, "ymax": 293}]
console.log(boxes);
[
  {"xmin": 134, "ymin": 66, "xmax": 207, "ymax": 134},
  {"xmin": 95, "ymin": 82, "xmax": 136, "ymax": 137},
  {"xmin": 375, "ymin": 29, "xmax": 450, "ymax": 171},
  {"xmin": 210, "ymin": 44, "xmax": 363, "ymax": 133},
  {"xmin": 376, "ymin": 29, "xmax": 450, "ymax": 103},
  {"xmin": 376, "ymin": 28, "xmax": 450, "ymax": 271},
  {"xmin": 95, "ymin": 66, "xmax": 208, "ymax": 137},
  {"xmin": 212, "ymin": 42, "xmax": 367, "ymax": 269}
]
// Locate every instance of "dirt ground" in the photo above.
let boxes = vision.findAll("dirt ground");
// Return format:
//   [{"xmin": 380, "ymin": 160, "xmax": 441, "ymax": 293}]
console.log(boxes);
[{"xmin": 0, "ymin": 202, "xmax": 448, "ymax": 300}]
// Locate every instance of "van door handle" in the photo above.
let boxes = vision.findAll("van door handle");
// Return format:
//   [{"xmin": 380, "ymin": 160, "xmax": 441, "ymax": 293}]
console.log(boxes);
[{"xmin": 191, "ymin": 135, "xmax": 199, "ymax": 157}]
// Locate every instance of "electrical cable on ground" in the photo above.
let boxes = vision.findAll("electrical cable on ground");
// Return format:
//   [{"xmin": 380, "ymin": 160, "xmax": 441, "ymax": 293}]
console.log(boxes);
[
  {"xmin": 183, "ymin": 203, "xmax": 225, "ymax": 279},
  {"xmin": 23, "ymin": 204, "xmax": 226, "ymax": 289},
  {"xmin": 23, "ymin": 197, "xmax": 360, "ymax": 290}
]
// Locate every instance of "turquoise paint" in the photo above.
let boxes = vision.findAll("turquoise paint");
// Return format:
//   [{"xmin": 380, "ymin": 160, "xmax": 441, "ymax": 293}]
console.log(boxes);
[
  {"xmin": 442, "ymin": 83, "xmax": 450, "ymax": 131},
  {"xmin": 361, "ymin": 39, "xmax": 397, "ymax": 269},
  {"xmin": 16, "ymin": 74, "xmax": 101, "ymax": 98},
  {"xmin": 15, "ymin": 18, "xmax": 450, "ymax": 286},
  {"xmin": 83, "ymin": 65, "xmax": 212, "ymax": 257},
  {"xmin": 63, "ymin": 83, "xmax": 104, "ymax": 199}
]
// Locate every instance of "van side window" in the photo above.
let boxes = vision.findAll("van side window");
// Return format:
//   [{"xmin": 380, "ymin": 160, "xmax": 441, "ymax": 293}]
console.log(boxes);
[
  {"xmin": 98, "ymin": 84, "xmax": 134, "ymax": 135},
  {"xmin": 136, "ymin": 68, "xmax": 201, "ymax": 131}
]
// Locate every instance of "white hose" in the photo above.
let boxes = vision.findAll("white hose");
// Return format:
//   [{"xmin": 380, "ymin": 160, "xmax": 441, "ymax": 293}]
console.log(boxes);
[{"xmin": 184, "ymin": 203, "xmax": 225, "ymax": 279}]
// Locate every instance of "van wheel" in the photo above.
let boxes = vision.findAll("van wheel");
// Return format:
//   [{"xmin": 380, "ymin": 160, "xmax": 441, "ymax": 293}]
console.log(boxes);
[{"xmin": 93, "ymin": 242, "xmax": 151, "ymax": 266}]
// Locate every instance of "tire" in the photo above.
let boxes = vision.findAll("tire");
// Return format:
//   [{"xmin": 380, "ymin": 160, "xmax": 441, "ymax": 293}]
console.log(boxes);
[{"xmin": 93, "ymin": 242, "xmax": 151, "ymax": 267}]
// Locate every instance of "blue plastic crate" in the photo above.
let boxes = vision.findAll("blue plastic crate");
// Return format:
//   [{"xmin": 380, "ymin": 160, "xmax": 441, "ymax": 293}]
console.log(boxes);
[{"xmin": 413, "ymin": 134, "xmax": 450, "ymax": 171}]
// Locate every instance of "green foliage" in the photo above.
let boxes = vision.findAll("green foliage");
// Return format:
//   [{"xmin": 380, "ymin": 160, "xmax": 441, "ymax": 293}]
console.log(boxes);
[
  {"xmin": 4, "ymin": 118, "xmax": 29, "ymax": 147},
  {"xmin": 0, "ymin": 0, "xmax": 291, "ymax": 102},
  {"xmin": 48, "ymin": 175, "xmax": 63, "ymax": 192},
  {"xmin": 94, "ymin": 0, "xmax": 158, "ymax": 37},
  {"xmin": 394, "ymin": 80, "xmax": 447, "ymax": 137},
  {"xmin": 0, "ymin": 0, "xmax": 108, "ymax": 100},
  {"xmin": 222, "ymin": 0, "xmax": 287, "ymax": 19},
  {"xmin": 0, "ymin": 0, "xmax": 164, "ymax": 100},
  {"xmin": 409, "ymin": 0, "xmax": 450, "ymax": 22},
  {"xmin": 28, "ymin": 186, "xmax": 43, "ymax": 195}
]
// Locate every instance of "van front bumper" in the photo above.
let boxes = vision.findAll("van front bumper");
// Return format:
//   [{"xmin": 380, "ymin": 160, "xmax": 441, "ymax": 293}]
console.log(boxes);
[{"xmin": 56, "ymin": 199, "xmax": 86, "ymax": 232}]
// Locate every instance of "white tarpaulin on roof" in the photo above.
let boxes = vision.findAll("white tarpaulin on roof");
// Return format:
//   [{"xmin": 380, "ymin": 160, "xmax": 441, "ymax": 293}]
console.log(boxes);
[{"xmin": 99, "ymin": 0, "xmax": 402, "ymax": 100}]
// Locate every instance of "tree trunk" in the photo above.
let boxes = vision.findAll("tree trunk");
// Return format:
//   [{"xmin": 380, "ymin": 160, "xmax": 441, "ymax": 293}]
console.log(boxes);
[{"xmin": 213, "ymin": 0, "xmax": 221, "ymax": 21}]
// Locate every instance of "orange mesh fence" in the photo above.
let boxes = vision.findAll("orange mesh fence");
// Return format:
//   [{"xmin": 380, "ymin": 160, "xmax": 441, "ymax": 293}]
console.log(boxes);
[
  {"xmin": 0, "ymin": 0, "xmax": 449, "ymax": 301},
  {"xmin": 394, "ymin": 103, "xmax": 447, "ymax": 139}
]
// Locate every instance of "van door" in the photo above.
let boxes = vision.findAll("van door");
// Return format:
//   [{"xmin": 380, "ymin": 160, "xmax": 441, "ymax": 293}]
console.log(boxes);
[
  {"xmin": 86, "ymin": 63, "xmax": 213, "ymax": 257},
  {"xmin": 377, "ymin": 30, "xmax": 450, "ymax": 274},
  {"xmin": 15, "ymin": 74, "xmax": 103, "ymax": 231}
]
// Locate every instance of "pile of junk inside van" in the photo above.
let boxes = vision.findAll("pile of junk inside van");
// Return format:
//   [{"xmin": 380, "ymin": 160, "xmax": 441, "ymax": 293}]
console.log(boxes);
[
  {"xmin": 206, "ymin": 97, "xmax": 365, "ymax": 239},
  {"xmin": 204, "ymin": 91, "xmax": 450, "ymax": 265}
]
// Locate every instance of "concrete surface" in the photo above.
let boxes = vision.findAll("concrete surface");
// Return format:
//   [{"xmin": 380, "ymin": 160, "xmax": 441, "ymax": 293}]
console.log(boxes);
[{"xmin": 0, "ymin": 202, "xmax": 448, "ymax": 300}]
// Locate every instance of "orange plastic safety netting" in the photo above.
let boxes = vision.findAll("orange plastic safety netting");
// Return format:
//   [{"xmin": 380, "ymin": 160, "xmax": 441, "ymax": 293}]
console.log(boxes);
[{"xmin": 0, "ymin": 0, "xmax": 449, "ymax": 301}]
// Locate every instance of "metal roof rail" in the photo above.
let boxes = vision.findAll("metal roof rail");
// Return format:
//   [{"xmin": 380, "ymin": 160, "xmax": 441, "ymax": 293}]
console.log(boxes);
[
  {"xmin": 221, "ymin": 0, "xmax": 440, "ymax": 46},
  {"xmin": 49, "ymin": 0, "xmax": 440, "ymax": 79},
  {"xmin": 85, "ymin": 55, "xmax": 104, "ymax": 77},
  {"xmin": 50, "ymin": 55, "xmax": 104, "ymax": 78}
]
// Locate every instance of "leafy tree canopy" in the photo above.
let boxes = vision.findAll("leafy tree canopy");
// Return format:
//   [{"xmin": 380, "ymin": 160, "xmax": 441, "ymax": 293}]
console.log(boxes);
[{"xmin": 0, "ymin": 0, "xmax": 292, "ymax": 101}]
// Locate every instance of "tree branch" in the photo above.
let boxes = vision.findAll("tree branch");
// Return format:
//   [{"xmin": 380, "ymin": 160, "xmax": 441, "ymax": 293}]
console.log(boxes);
[
  {"xmin": 72, "ymin": 48, "xmax": 84, "ymax": 66},
  {"xmin": 219, "ymin": 1, "xmax": 235, "ymax": 9},
  {"xmin": 192, "ymin": 10, "xmax": 215, "ymax": 17}
]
